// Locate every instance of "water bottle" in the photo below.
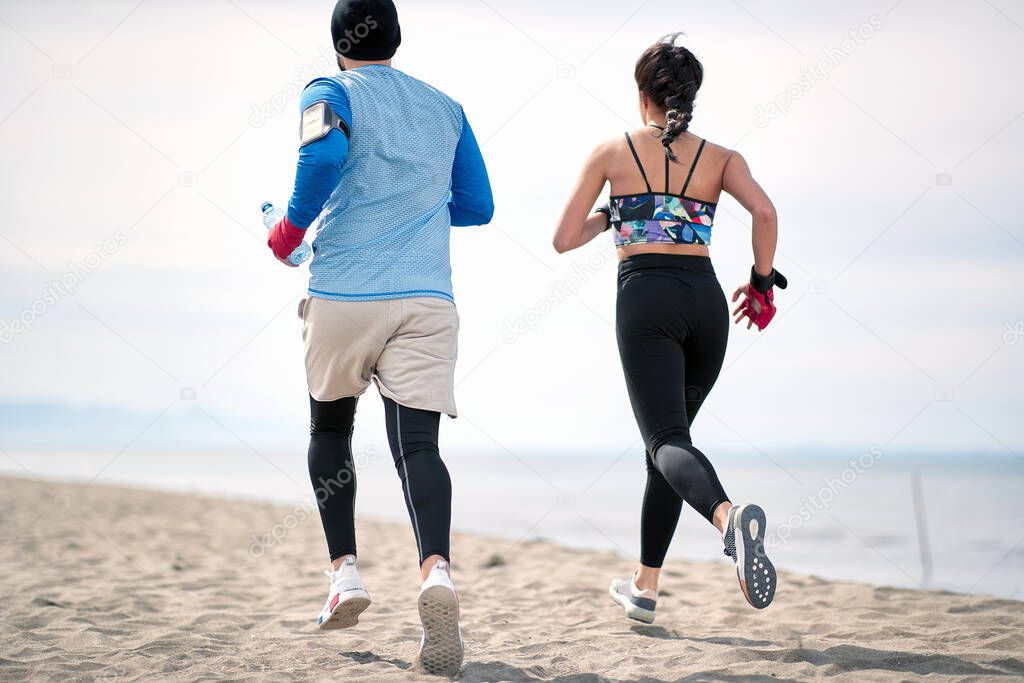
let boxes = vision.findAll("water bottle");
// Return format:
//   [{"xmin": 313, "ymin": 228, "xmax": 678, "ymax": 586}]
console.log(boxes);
[{"xmin": 261, "ymin": 202, "xmax": 312, "ymax": 266}]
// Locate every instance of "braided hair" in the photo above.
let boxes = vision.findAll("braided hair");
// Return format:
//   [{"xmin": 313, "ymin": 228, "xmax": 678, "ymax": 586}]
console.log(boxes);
[{"xmin": 634, "ymin": 33, "xmax": 704, "ymax": 162}]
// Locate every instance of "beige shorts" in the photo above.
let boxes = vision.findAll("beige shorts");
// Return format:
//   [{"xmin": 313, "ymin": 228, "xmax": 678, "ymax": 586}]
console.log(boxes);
[{"xmin": 302, "ymin": 296, "xmax": 459, "ymax": 417}]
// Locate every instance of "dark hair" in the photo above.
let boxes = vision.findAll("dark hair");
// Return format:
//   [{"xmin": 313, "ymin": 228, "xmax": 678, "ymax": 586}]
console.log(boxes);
[{"xmin": 634, "ymin": 33, "xmax": 704, "ymax": 162}]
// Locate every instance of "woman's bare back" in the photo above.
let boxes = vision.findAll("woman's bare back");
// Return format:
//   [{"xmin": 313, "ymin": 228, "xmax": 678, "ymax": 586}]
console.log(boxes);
[{"xmin": 607, "ymin": 128, "xmax": 733, "ymax": 203}]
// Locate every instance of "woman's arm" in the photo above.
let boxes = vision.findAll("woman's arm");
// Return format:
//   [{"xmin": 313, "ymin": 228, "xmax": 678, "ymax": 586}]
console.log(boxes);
[
  {"xmin": 553, "ymin": 143, "xmax": 613, "ymax": 254},
  {"xmin": 723, "ymin": 151, "xmax": 787, "ymax": 331},
  {"xmin": 722, "ymin": 151, "xmax": 777, "ymax": 276}
]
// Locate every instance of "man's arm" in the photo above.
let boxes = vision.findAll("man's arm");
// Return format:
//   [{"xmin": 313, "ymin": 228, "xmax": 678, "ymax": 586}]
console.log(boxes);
[
  {"xmin": 268, "ymin": 79, "xmax": 352, "ymax": 262},
  {"xmin": 448, "ymin": 110, "xmax": 494, "ymax": 227}
]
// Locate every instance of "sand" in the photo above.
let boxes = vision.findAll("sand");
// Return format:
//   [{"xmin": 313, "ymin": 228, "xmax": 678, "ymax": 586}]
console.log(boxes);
[{"xmin": 1, "ymin": 475, "xmax": 1022, "ymax": 682}]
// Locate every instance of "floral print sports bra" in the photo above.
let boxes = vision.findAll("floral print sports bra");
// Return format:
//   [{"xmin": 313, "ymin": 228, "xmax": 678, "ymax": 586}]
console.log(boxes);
[{"xmin": 610, "ymin": 133, "xmax": 716, "ymax": 248}]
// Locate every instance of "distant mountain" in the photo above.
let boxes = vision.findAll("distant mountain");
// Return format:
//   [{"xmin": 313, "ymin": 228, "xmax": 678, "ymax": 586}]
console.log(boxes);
[{"xmin": 0, "ymin": 400, "xmax": 304, "ymax": 452}]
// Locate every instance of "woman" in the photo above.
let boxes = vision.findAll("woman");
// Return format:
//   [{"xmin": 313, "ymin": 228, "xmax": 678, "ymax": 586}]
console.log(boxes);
[{"xmin": 553, "ymin": 33, "xmax": 786, "ymax": 622}]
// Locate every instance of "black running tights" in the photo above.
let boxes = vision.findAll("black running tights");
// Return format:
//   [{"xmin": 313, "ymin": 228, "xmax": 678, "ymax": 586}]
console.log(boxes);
[
  {"xmin": 308, "ymin": 394, "xmax": 452, "ymax": 565},
  {"xmin": 616, "ymin": 255, "xmax": 732, "ymax": 569}
]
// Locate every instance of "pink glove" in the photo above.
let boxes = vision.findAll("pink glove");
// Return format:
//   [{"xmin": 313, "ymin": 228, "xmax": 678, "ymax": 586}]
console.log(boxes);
[
  {"xmin": 734, "ymin": 267, "xmax": 788, "ymax": 331},
  {"xmin": 267, "ymin": 215, "xmax": 305, "ymax": 266},
  {"xmin": 744, "ymin": 286, "xmax": 778, "ymax": 330}
]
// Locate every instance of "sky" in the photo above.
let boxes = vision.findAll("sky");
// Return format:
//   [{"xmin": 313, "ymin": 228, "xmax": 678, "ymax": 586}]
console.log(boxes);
[{"xmin": 0, "ymin": 0, "xmax": 1022, "ymax": 462}]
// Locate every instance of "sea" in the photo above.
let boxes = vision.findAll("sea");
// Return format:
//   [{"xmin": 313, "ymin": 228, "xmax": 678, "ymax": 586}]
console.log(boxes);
[{"xmin": 2, "ymin": 449, "xmax": 1021, "ymax": 600}]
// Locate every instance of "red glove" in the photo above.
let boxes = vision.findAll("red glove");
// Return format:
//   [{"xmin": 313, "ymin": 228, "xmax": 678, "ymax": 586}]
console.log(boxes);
[
  {"xmin": 744, "ymin": 286, "xmax": 778, "ymax": 330},
  {"xmin": 734, "ymin": 267, "xmax": 788, "ymax": 331},
  {"xmin": 267, "ymin": 215, "xmax": 305, "ymax": 266}
]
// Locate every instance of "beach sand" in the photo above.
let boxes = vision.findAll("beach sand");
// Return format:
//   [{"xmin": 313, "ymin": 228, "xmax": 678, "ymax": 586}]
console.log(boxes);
[{"xmin": 2, "ymin": 476, "xmax": 1022, "ymax": 682}]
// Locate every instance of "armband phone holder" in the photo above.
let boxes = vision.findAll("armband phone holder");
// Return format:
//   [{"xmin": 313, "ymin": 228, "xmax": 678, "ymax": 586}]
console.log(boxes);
[{"xmin": 300, "ymin": 101, "xmax": 350, "ymax": 146}]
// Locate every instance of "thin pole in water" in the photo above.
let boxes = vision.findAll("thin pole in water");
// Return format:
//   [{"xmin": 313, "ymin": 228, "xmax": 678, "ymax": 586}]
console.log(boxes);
[{"xmin": 911, "ymin": 468, "xmax": 933, "ymax": 587}]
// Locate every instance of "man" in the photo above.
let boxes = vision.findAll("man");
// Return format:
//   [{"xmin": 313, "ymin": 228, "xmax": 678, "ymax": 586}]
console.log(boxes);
[{"xmin": 267, "ymin": 0, "xmax": 493, "ymax": 675}]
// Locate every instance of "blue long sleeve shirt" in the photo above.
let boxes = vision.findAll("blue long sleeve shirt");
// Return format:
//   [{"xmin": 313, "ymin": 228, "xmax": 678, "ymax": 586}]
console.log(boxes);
[
  {"xmin": 285, "ymin": 81, "xmax": 352, "ymax": 229},
  {"xmin": 285, "ymin": 66, "xmax": 494, "ymax": 303}
]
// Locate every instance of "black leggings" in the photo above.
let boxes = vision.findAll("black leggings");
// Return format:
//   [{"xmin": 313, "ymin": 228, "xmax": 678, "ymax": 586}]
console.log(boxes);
[
  {"xmin": 308, "ymin": 394, "xmax": 452, "ymax": 565},
  {"xmin": 616, "ymin": 254, "xmax": 731, "ymax": 569}
]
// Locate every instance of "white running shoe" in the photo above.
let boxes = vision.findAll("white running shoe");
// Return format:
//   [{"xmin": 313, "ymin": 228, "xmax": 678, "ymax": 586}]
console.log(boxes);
[
  {"xmin": 608, "ymin": 574, "xmax": 658, "ymax": 624},
  {"xmin": 317, "ymin": 556, "xmax": 371, "ymax": 630},
  {"xmin": 416, "ymin": 559, "xmax": 464, "ymax": 677}
]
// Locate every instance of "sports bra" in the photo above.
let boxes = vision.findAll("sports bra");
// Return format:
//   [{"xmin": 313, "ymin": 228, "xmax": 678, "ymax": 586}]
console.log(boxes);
[{"xmin": 609, "ymin": 131, "xmax": 717, "ymax": 248}]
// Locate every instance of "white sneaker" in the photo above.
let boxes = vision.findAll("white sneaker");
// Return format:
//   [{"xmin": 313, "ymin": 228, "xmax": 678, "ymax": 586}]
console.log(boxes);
[
  {"xmin": 317, "ymin": 556, "xmax": 371, "ymax": 630},
  {"xmin": 416, "ymin": 559, "xmax": 464, "ymax": 676},
  {"xmin": 608, "ymin": 574, "xmax": 658, "ymax": 623}
]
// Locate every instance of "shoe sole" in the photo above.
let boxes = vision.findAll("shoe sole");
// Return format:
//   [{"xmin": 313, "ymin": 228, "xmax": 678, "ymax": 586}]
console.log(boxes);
[
  {"xmin": 608, "ymin": 584, "xmax": 656, "ymax": 624},
  {"xmin": 732, "ymin": 504, "xmax": 776, "ymax": 609},
  {"xmin": 319, "ymin": 590, "xmax": 371, "ymax": 630},
  {"xmin": 417, "ymin": 585, "xmax": 463, "ymax": 677}
]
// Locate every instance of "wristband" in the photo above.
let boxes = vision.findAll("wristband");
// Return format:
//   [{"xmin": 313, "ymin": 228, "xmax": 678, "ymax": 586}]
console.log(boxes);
[
  {"xmin": 594, "ymin": 203, "xmax": 612, "ymax": 232},
  {"xmin": 268, "ymin": 215, "xmax": 306, "ymax": 263},
  {"xmin": 749, "ymin": 266, "xmax": 788, "ymax": 295}
]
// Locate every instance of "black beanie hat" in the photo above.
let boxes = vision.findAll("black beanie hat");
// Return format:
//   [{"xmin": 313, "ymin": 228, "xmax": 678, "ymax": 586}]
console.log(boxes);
[{"xmin": 331, "ymin": 0, "xmax": 401, "ymax": 61}]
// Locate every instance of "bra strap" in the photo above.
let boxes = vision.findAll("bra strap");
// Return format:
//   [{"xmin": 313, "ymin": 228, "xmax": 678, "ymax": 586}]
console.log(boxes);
[
  {"xmin": 664, "ymin": 148, "xmax": 671, "ymax": 194},
  {"xmin": 680, "ymin": 139, "xmax": 707, "ymax": 196},
  {"xmin": 624, "ymin": 133, "xmax": 653, "ymax": 193}
]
